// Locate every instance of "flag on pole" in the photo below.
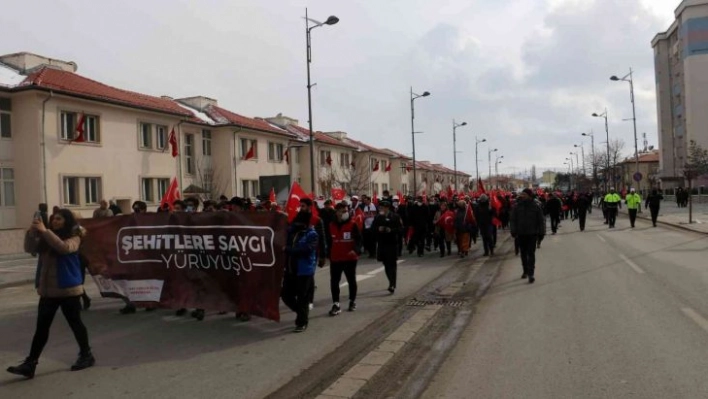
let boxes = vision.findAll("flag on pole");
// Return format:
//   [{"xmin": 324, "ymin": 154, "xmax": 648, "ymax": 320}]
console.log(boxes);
[
  {"xmin": 477, "ymin": 179, "xmax": 487, "ymax": 194},
  {"xmin": 167, "ymin": 127, "xmax": 178, "ymax": 157},
  {"xmin": 326, "ymin": 154, "xmax": 332, "ymax": 166},
  {"xmin": 269, "ymin": 187, "xmax": 276, "ymax": 203},
  {"xmin": 159, "ymin": 177, "xmax": 181, "ymax": 211},
  {"xmin": 385, "ymin": 162, "xmax": 391, "ymax": 172},
  {"xmin": 331, "ymin": 188, "xmax": 346, "ymax": 201},
  {"xmin": 286, "ymin": 182, "xmax": 319, "ymax": 223},
  {"xmin": 372, "ymin": 161, "xmax": 380, "ymax": 172},
  {"xmin": 72, "ymin": 114, "xmax": 86, "ymax": 143},
  {"xmin": 244, "ymin": 145, "xmax": 255, "ymax": 160},
  {"xmin": 372, "ymin": 193, "xmax": 379, "ymax": 206},
  {"xmin": 284, "ymin": 149, "xmax": 289, "ymax": 164}
]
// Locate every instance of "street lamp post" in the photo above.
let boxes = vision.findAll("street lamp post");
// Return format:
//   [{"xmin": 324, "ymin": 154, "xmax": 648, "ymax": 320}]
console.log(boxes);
[
  {"xmin": 571, "ymin": 151, "xmax": 579, "ymax": 174},
  {"xmin": 611, "ymin": 68, "xmax": 640, "ymax": 189},
  {"xmin": 582, "ymin": 132, "xmax": 597, "ymax": 190},
  {"xmin": 592, "ymin": 110, "xmax": 611, "ymax": 191},
  {"xmin": 488, "ymin": 148, "xmax": 498, "ymax": 187},
  {"xmin": 305, "ymin": 9, "xmax": 339, "ymax": 195},
  {"xmin": 495, "ymin": 155, "xmax": 504, "ymax": 188},
  {"xmin": 574, "ymin": 143, "xmax": 585, "ymax": 176},
  {"xmin": 411, "ymin": 88, "xmax": 431, "ymax": 195},
  {"xmin": 453, "ymin": 120, "xmax": 467, "ymax": 191},
  {"xmin": 475, "ymin": 137, "xmax": 486, "ymax": 187}
]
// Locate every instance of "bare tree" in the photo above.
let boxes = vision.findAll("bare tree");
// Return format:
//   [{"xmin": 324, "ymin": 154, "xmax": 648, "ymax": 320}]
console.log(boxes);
[
  {"xmin": 318, "ymin": 161, "xmax": 370, "ymax": 197},
  {"xmin": 530, "ymin": 165, "xmax": 537, "ymax": 185},
  {"xmin": 594, "ymin": 139, "xmax": 626, "ymax": 189},
  {"xmin": 192, "ymin": 157, "xmax": 228, "ymax": 200}
]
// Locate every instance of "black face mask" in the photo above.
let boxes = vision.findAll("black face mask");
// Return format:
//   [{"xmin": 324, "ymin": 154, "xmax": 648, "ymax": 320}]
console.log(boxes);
[{"xmin": 293, "ymin": 211, "xmax": 311, "ymax": 228}]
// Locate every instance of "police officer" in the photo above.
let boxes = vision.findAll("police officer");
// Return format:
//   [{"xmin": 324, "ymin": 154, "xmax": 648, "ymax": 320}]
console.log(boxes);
[
  {"xmin": 625, "ymin": 188, "xmax": 642, "ymax": 228},
  {"xmin": 604, "ymin": 188, "xmax": 622, "ymax": 228}
]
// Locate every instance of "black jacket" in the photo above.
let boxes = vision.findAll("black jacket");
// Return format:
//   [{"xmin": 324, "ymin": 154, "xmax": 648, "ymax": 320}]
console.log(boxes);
[
  {"xmin": 372, "ymin": 211, "xmax": 403, "ymax": 261},
  {"xmin": 474, "ymin": 202, "xmax": 495, "ymax": 229},
  {"xmin": 646, "ymin": 192, "xmax": 664, "ymax": 208},
  {"xmin": 544, "ymin": 197, "xmax": 562, "ymax": 215},
  {"xmin": 511, "ymin": 199, "xmax": 546, "ymax": 236}
]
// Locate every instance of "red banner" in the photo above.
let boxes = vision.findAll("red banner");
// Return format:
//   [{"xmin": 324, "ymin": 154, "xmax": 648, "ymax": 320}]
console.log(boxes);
[{"xmin": 80, "ymin": 212, "xmax": 287, "ymax": 321}]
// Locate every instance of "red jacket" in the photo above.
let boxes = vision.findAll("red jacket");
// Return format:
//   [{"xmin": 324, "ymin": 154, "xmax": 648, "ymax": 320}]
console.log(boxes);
[{"xmin": 328, "ymin": 220, "xmax": 361, "ymax": 262}]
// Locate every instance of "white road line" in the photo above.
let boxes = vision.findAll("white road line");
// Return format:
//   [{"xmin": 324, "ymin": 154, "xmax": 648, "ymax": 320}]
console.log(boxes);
[
  {"xmin": 367, "ymin": 266, "xmax": 385, "ymax": 275},
  {"xmin": 682, "ymin": 308, "xmax": 708, "ymax": 334},
  {"xmin": 619, "ymin": 254, "xmax": 645, "ymax": 274},
  {"xmin": 596, "ymin": 234, "xmax": 607, "ymax": 243}
]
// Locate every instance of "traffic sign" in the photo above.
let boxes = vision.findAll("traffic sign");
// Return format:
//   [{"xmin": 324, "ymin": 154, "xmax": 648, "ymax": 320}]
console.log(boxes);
[{"xmin": 633, "ymin": 172, "xmax": 643, "ymax": 182}]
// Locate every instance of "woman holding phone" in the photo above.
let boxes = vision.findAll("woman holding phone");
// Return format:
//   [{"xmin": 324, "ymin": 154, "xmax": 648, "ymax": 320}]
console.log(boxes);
[{"xmin": 6, "ymin": 209, "xmax": 95, "ymax": 379}]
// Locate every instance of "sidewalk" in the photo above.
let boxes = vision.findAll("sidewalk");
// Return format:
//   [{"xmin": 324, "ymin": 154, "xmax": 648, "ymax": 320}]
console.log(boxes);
[
  {"xmin": 616, "ymin": 201, "xmax": 708, "ymax": 234},
  {"xmin": 0, "ymin": 253, "xmax": 36, "ymax": 288}
]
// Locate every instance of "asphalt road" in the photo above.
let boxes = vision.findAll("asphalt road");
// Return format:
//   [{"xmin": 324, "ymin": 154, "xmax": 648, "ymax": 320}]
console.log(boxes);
[
  {"xmin": 423, "ymin": 211, "xmax": 708, "ymax": 399},
  {"xmin": 0, "ymin": 251, "xmax": 460, "ymax": 399}
]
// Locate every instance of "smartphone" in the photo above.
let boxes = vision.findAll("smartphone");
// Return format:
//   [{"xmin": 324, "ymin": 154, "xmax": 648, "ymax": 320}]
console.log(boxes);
[{"xmin": 33, "ymin": 211, "xmax": 42, "ymax": 220}]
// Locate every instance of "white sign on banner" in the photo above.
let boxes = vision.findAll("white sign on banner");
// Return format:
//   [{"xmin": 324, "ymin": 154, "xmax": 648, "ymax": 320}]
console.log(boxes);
[{"xmin": 122, "ymin": 279, "xmax": 165, "ymax": 302}]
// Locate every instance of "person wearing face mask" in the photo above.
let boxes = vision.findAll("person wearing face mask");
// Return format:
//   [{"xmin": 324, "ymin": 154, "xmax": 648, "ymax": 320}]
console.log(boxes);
[
  {"xmin": 510, "ymin": 189, "xmax": 546, "ymax": 284},
  {"xmin": 326, "ymin": 203, "xmax": 362, "ymax": 315},
  {"xmin": 603, "ymin": 188, "xmax": 622, "ymax": 228},
  {"xmin": 372, "ymin": 201, "xmax": 403, "ymax": 294},
  {"xmin": 281, "ymin": 207, "xmax": 319, "ymax": 333},
  {"xmin": 407, "ymin": 196, "xmax": 429, "ymax": 257}
]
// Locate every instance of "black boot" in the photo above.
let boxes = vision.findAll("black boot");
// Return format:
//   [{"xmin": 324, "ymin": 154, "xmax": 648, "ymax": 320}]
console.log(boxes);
[
  {"xmin": 71, "ymin": 352, "xmax": 95, "ymax": 371},
  {"xmin": 7, "ymin": 358, "xmax": 37, "ymax": 379},
  {"xmin": 81, "ymin": 293, "xmax": 91, "ymax": 311}
]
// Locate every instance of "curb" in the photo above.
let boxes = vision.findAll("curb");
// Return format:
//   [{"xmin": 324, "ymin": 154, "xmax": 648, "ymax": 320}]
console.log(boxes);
[{"xmin": 618, "ymin": 209, "xmax": 708, "ymax": 235}]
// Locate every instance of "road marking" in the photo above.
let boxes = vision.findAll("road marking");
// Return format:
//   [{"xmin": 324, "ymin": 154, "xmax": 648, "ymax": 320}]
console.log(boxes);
[
  {"xmin": 619, "ymin": 254, "xmax": 645, "ymax": 274},
  {"xmin": 368, "ymin": 267, "xmax": 385, "ymax": 275},
  {"xmin": 596, "ymin": 234, "xmax": 606, "ymax": 243},
  {"xmin": 340, "ymin": 266, "xmax": 386, "ymax": 287},
  {"xmin": 682, "ymin": 308, "xmax": 708, "ymax": 334}
]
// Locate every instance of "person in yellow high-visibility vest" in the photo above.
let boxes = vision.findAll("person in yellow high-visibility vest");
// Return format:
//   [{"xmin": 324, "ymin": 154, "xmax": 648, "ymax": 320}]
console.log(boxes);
[
  {"xmin": 603, "ymin": 188, "xmax": 622, "ymax": 228},
  {"xmin": 625, "ymin": 188, "xmax": 642, "ymax": 228}
]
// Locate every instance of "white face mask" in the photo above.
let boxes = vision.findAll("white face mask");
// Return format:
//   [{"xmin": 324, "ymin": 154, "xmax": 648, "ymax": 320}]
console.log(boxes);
[
  {"xmin": 340, "ymin": 212, "xmax": 350, "ymax": 221},
  {"xmin": 379, "ymin": 210, "xmax": 386, "ymax": 216}
]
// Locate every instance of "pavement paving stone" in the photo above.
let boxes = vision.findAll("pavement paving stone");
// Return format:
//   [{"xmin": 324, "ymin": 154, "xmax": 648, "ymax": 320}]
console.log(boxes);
[
  {"xmin": 322, "ymin": 377, "xmax": 367, "ymax": 398},
  {"xmin": 343, "ymin": 363, "xmax": 382, "ymax": 381},
  {"xmin": 375, "ymin": 340, "xmax": 406, "ymax": 353},
  {"xmin": 396, "ymin": 320, "xmax": 426, "ymax": 333},
  {"xmin": 358, "ymin": 350, "xmax": 394, "ymax": 366}
]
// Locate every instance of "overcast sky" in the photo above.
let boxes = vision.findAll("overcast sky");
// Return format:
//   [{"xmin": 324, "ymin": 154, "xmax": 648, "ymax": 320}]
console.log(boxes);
[{"xmin": 1, "ymin": 0, "xmax": 679, "ymax": 178}]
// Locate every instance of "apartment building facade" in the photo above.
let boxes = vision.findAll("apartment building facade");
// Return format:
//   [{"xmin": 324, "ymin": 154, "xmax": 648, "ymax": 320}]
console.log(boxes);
[{"xmin": 652, "ymin": 0, "xmax": 708, "ymax": 188}]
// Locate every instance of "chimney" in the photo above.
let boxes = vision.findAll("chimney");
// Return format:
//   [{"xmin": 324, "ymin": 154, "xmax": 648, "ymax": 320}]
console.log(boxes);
[
  {"xmin": 265, "ymin": 113, "xmax": 299, "ymax": 128},
  {"xmin": 324, "ymin": 131, "xmax": 347, "ymax": 141},
  {"xmin": 175, "ymin": 96, "xmax": 218, "ymax": 112},
  {"xmin": 0, "ymin": 52, "xmax": 77, "ymax": 74}
]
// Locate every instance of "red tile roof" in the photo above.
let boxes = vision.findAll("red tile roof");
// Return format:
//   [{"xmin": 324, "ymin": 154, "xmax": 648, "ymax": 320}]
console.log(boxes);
[
  {"xmin": 284, "ymin": 124, "xmax": 360, "ymax": 149},
  {"xmin": 204, "ymin": 105, "xmax": 291, "ymax": 136},
  {"xmin": 19, "ymin": 67, "xmax": 192, "ymax": 116}
]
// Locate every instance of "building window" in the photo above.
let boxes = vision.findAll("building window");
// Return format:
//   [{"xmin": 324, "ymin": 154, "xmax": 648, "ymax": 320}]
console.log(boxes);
[
  {"xmin": 0, "ymin": 98, "xmax": 11, "ymax": 139},
  {"xmin": 241, "ymin": 179, "xmax": 259, "ymax": 198},
  {"xmin": 320, "ymin": 150, "xmax": 332, "ymax": 166},
  {"xmin": 382, "ymin": 183, "xmax": 389, "ymax": 193},
  {"xmin": 85, "ymin": 177, "xmax": 100, "ymax": 205},
  {"xmin": 185, "ymin": 134, "xmax": 195, "ymax": 174},
  {"xmin": 294, "ymin": 148, "xmax": 300, "ymax": 164},
  {"xmin": 268, "ymin": 142, "xmax": 284, "ymax": 162},
  {"xmin": 139, "ymin": 123, "xmax": 152, "ymax": 149},
  {"xmin": 240, "ymin": 138, "xmax": 258, "ymax": 159},
  {"xmin": 156, "ymin": 125, "xmax": 167, "ymax": 150},
  {"xmin": 402, "ymin": 183, "xmax": 408, "ymax": 195},
  {"xmin": 62, "ymin": 177, "xmax": 80, "ymax": 206},
  {"xmin": 60, "ymin": 112, "xmax": 100, "ymax": 142},
  {"xmin": 0, "ymin": 168, "xmax": 14, "ymax": 207},
  {"xmin": 141, "ymin": 178, "xmax": 155, "ymax": 203},
  {"xmin": 157, "ymin": 178, "xmax": 169, "ymax": 199},
  {"xmin": 202, "ymin": 130, "xmax": 212, "ymax": 156},
  {"xmin": 370, "ymin": 157, "xmax": 377, "ymax": 170},
  {"xmin": 340, "ymin": 153, "xmax": 350, "ymax": 168},
  {"xmin": 381, "ymin": 160, "xmax": 388, "ymax": 171}
]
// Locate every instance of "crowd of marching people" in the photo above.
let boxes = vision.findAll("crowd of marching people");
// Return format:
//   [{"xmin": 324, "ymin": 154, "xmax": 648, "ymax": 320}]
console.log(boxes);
[{"xmin": 7, "ymin": 184, "xmax": 669, "ymax": 378}]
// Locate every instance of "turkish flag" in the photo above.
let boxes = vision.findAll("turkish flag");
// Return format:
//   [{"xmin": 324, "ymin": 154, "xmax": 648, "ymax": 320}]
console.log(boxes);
[
  {"xmin": 244, "ymin": 145, "xmax": 255, "ymax": 160},
  {"xmin": 437, "ymin": 210, "xmax": 456, "ymax": 235},
  {"xmin": 397, "ymin": 190, "xmax": 403, "ymax": 202},
  {"xmin": 353, "ymin": 207, "xmax": 364, "ymax": 231},
  {"xmin": 406, "ymin": 164, "xmax": 412, "ymax": 172},
  {"xmin": 269, "ymin": 187, "xmax": 276, "ymax": 203},
  {"xmin": 168, "ymin": 127, "xmax": 178, "ymax": 157},
  {"xmin": 372, "ymin": 161, "xmax": 380, "ymax": 172},
  {"xmin": 286, "ymin": 182, "xmax": 319, "ymax": 223},
  {"xmin": 159, "ymin": 177, "xmax": 181, "ymax": 211},
  {"xmin": 447, "ymin": 185, "xmax": 454, "ymax": 200},
  {"xmin": 477, "ymin": 179, "xmax": 486, "ymax": 194},
  {"xmin": 331, "ymin": 188, "xmax": 346, "ymax": 201},
  {"xmin": 72, "ymin": 114, "xmax": 86, "ymax": 143},
  {"xmin": 385, "ymin": 163, "xmax": 391, "ymax": 172},
  {"xmin": 372, "ymin": 193, "xmax": 379, "ymax": 206},
  {"xmin": 490, "ymin": 191, "xmax": 503, "ymax": 227},
  {"xmin": 350, "ymin": 162, "xmax": 356, "ymax": 169},
  {"xmin": 284, "ymin": 149, "xmax": 289, "ymax": 164},
  {"xmin": 326, "ymin": 154, "xmax": 332, "ymax": 166}
]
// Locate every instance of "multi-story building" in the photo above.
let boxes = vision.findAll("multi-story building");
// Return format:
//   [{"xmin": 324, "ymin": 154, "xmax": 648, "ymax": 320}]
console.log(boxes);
[{"xmin": 652, "ymin": 0, "xmax": 708, "ymax": 189}]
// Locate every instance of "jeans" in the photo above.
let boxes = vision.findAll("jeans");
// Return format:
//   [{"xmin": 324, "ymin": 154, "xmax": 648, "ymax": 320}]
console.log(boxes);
[
  {"xmin": 517, "ymin": 235, "xmax": 538, "ymax": 277},
  {"xmin": 281, "ymin": 274, "xmax": 314, "ymax": 327},
  {"xmin": 650, "ymin": 206, "xmax": 659, "ymax": 226},
  {"xmin": 549, "ymin": 213, "xmax": 560, "ymax": 233},
  {"xmin": 578, "ymin": 209, "xmax": 587, "ymax": 231},
  {"xmin": 363, "ymin": 228, "xmax": 376, "ymax": 257},
  {"xmin": 628, "ymin": 209, "xmax": 638, "ymax": 227},
  {"xmin": 29, "ymin": 296, "xmax": 91, "ymax": 360},
  {"xmin": 330, "ymin": 261, "xmax": 357, "ymax": 303}
]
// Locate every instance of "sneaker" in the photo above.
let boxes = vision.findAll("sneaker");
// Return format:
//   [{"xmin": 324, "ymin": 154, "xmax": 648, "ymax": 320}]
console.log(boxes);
[
  {"xmin": 70, "ymin": 352, "xmax": 96, "ymax": 371},
  {"xmin": 308, "ymin": 303, "xmax": 314, "ymax": 311},
  {"xmin": 175, "ymin": 308, "xmax": 187, "ymax": 316},
  {"xmin": 236, "ymin": 312, "xmax": 251, "ymax": 322},
  {"xmin": 521, "ymin": 273, "xmax": 528, "ymax": 279},
  {"xmin": 293, "ymin": 325, "xmax": 307, "ymax": 333},
  {"xmin": 329, "ymin": 303, "xmax": 341, "ymax": 316},
  {"xmin": 529, "ymin": 276, "xmax": 536, "ymax": 284},
  {"xmin": 348, "ymin": 301, "xmax": 357, "ymax": 312},
  {"xmin": 191, "ymin": 309, "xmax": 205, "ymax": 321},
  {"xmin": 388, "ymin": 286, "xmax": 395, "ymax": 294}
]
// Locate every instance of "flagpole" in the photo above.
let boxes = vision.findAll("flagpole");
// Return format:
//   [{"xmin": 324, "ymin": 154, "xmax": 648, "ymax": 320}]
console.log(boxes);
[{"xmin": 177, "ymin": 121, "xmax": 184, "ymax": 199}]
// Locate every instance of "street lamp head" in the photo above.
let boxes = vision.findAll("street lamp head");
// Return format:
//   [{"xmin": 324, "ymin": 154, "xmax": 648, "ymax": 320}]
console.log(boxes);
[
  {"xmin": 325, "ymin": 16, "xmax": 339, "ymax": 25},
  {"xmin": 482, "ymin": 138, "xmax": 487, "ymax": 142},
  {"xmin": 500, "ymin": 155, "xmax": 504, "ymax": 159},
  {"xmin": 592, "ymin": 113, "xmax": 599, "ymax": 117},
  {"xmin": 493, "ymin": 148, "xmax": 498, "ymax": 152},
  {"xmin": 582, "ymin": 132, "xmax": 589, "ymax": 136},
  {"xmin": 422, "ymin": 91, "xmax": 431, "ymax": 97},
  {"xmin": 610, "ymin": 76, "xmax": 620, "ymax": 81},
  {"xmin": 461, "ymin": 122, "xmax": 467, "ymax": 126},
  {"xmin": 574, "ymin": 144, "xmax": 579, "ymax": 147}
]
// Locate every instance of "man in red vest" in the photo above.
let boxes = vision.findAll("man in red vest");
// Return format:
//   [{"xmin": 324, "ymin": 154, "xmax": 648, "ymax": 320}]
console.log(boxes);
[{"xmin": 326, "ymin": 202, "xmax": 362, "ymax": 315}]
